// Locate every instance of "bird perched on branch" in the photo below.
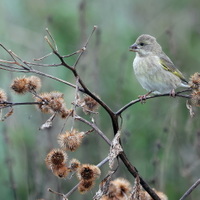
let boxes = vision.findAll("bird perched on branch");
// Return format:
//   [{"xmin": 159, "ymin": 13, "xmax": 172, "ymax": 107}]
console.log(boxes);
[{"xmin": 129, "ymin": 34, "xmax": 189, "ymax": 99}]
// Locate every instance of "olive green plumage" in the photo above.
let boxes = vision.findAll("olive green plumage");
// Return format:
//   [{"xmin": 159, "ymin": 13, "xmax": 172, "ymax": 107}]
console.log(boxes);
[{"xmin": 130, "ymin": 34, "xmax": 188, "ymax": 94}]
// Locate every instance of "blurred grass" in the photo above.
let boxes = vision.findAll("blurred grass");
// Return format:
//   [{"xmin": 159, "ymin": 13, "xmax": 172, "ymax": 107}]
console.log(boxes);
[{"xmin": 0, "ymin": 0, "xmax": 200, "ymax": 199}]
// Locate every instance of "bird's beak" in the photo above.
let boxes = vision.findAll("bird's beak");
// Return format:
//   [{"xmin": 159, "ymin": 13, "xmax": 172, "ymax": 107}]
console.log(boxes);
[{"xmin": 129, "ymin": 43, "xmax": 138, "ymax": 52}]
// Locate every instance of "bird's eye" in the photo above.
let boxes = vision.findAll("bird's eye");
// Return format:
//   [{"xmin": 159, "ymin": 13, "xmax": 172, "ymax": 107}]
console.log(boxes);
[{"xmin": 140, "ymin": 42, "xmax": 145, "ymax": 46}]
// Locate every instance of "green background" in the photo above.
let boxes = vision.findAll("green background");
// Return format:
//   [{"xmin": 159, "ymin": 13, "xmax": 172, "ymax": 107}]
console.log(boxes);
[{"xmin": 0, "ymin": 0, "xmax": 200, "ymax": 199}]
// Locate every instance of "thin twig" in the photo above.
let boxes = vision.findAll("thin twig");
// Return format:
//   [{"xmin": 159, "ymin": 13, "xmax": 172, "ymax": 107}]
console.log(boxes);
[
  {"xmin": 75, "ymin": 115, "xmax": 111, "ymax": 145},
  {"xmin": 73, "ymin": 25, "xmax": 97, "ymax": 69},
  {"xmin": 179, "ymin": 179, "xmax": 200, "ymax": 200}
]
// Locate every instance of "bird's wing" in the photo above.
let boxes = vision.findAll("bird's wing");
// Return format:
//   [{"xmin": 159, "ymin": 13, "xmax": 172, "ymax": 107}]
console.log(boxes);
[{"xmin": 159, "ymin": 53, "xmax": 188, "ymax": 83}]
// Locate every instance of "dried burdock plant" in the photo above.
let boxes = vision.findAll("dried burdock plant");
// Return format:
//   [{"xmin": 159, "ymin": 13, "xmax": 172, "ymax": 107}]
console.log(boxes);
[
  {"xmin": 45, "ymin": 148, "xmax": 68, "ymax": 169},
  {"xmin": 69, "ymin": 158, "xmax": 81, "ymax": 172},
  {"xmin": 77, "ymin": 164, "xmax": 101, "ymax": 181},
  {"xmin": 189, "ymin": 72, "xmax": 200, "ymax": 91},
  {"xmin": 0, "ymin": 89, "xmax": 7, "ymax": 103},
  {"xmin": 10, "ymin": 76, "xmax": 41, "ymax": 94},
  {"xmin": 78, "ymin": 95, "xmax": 99, "ymax": 114},
  {"xmin": 45, "ymin": 149, "xmax": 69, "ymax": 178},
  {"xmin": 11, "ymin": 77, "xmax": 30, "ymax": 94},
  {"xmin": 78, "ymin": 179, "xmax": 95, "ymax": 194},
  {"xmin": 190, "ymin": 91, "xmax": 200, "ymax": 107},
  {"xmin": 57, "ymin": 129, "xmax": 85, "ymax": 152},
  {"xmin": 35, "ymin": 91, "xmax": 71, "ymax": 118},
  {"xmin": 52, "ymin": 165, "xmax": 69, "ymax": 178}
]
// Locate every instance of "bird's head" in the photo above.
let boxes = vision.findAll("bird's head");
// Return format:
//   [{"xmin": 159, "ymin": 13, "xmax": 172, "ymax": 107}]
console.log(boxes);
[{"xmin": 129, "ymin": 34, "xmax": 162, "ymax": 57}]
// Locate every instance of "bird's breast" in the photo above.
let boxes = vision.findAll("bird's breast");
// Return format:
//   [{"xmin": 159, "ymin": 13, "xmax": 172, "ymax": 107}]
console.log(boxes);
[{"xmin": 133, "ymin": 55, "xmax": 161, "ymax": 75}]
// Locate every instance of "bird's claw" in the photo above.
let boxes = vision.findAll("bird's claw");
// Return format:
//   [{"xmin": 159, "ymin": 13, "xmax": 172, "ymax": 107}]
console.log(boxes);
[
  {"xmin": 138, "ymin": 91, "xmax": 152, "ymax": 103},
  {"xmin": 169, "ymin": 89, "xmax": 176, "ymax": 97},
  {"xmin": 138, "ymin": 95, "xmax": 147, "ymax": 104}
]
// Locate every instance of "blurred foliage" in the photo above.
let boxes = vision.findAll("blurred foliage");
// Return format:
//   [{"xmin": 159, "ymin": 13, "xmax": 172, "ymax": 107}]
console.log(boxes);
[{"xmin": 0, "ymin": 0, "xmax": 200, "ymax": 199}]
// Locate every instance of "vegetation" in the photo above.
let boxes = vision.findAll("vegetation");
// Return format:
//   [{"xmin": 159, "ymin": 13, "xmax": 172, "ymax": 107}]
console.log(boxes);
[{"xmin": 0, "ymin": 1, "xmax": 200, "ymax": 200}]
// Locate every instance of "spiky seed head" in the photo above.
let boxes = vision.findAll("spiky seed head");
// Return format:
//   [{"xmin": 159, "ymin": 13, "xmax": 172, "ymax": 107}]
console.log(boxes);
[
  {"xmin": 57, "ymin": 129, "xmax": 84, "ymax": 152},
  {"xmin": 52, "ymin": 165, "xmax": 69, "ymax": 178},
  {"xmin": 45, "ymin": 149, "xmax": 67, "ymax": 169},
  {"xmin": 69, "ymin": 158, "xmax": 81, "ymax": 171},
  {"xmin": 78, "ymin": 180, "xmax": 95, "ymax": 194},
  {"xmin": 35, "ymin": 91, "xmax": 68, "ymax": 116},
  {"xmin": 111, "ymin": 178, "xmax": 131, "ymax": 198},
  {"xmin": 10, "ymin": 77, "xmax": 29, "ymax": 94},
  {"xmin": 190, "ymin": 91, "xmax": 200, "ymax": 107},
  {"xmin": 77, "ymin": 164, "xmax": 101, "ymax": 181},
  {"xmin": 27, "ymin": 76, "xmax": 41, "ymax": 91},
  {"xmin": 189, "ymin": 72, "xmax": 200, "ymax": 90},
  {"xmin": 82, "ymin": 96, "xmax": 99, "ymax": 114},
  {"xmin": 0, "ymin": 89, "xmax": 7, "ymax": 102}
]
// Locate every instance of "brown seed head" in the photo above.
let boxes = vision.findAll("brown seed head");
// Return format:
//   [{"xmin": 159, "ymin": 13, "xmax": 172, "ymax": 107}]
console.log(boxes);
[
  {"xmin": 78, "ymin": 180, "xmax": 95, "ymax": 194},
  {"xmin": 82, "ymin": 96, "xmax": 99, "ymax": 114},
  {"xmin": 35, "ymin": 92, "xmax": 52, "ymax": 113},
  {"xmin": 59, "ymin": 108, "xmax": 73, "ymax": 119},
  {"xmin": 57, "ymin": 129, "xmax": 84, "ymax": 151},
  {"xmin": 35, "ymin": 91, "xmax": 68, "ymax": 115},
  {"xmin": 189, "ymin": 72, "xmax": 200, "ymax": 90},
  {"xmin": 52, "ymin": 165, "xmax": 69, "ymax": 178},
  {"xmin": 45, "ymin": 149, "xmax": 67, "ymax": 169},
  {"xmin": 139, "ymin": 189, "xmax": 168, "ymax": 200},
  {"xmin": 27, "ymin": 76, "xmax": 41, "ymax": 91},
  {"xmin": 190, "ymin": 91, "xmax": 200, "ymax": 107},
  {"xmin": 0, "ymin": 89, "xmax": 7, "ymax": 102},
  {"xmin": 77, "ymin": 164, "xmax": 101, "ymax": 181},
  {"xmin": 111, "ymin": 178, "xmax": 131, "ymax": 198},
  {"xmin": 69, "ymin": 158, "xmax": 81, "ymax": 171},
  {"xmin": 10, "ymin": 77, "xmax": 29, "ymax": 94}
]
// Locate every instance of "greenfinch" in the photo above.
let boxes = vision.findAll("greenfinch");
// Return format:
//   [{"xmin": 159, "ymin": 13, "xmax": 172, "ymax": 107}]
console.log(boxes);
[{"xmin": 129, "ymin": 34, "xmax": 188, "ymax": 98}]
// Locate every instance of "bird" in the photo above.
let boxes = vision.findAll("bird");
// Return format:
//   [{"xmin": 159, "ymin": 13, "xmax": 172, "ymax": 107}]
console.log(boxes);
[{"xmin": 129, "ymin": 34, "xmax": 188, "ymax": 99}]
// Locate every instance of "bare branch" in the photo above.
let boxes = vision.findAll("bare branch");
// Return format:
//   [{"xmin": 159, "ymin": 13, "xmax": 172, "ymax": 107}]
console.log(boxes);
[
  {"xmin": 73, "ymin": 25, "xmax": 97, "ymax": 69},
  {"xmin": 116, "ymin": 89, "xmax": 191, "ymax": 115},
  {"xmin": 179, "ymin": 179, "xmax": 200, "ymax": 200}
]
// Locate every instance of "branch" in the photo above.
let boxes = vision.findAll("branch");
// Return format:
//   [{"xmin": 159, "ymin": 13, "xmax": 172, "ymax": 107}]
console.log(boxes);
[
  {"xmin": 75, "ymin": 115, "xmax": 161, "ymax": 200},
  {"xmin": 115, "ymin": 89, "xmax": 191, "ymax": 115},
  {"xmin": 179, "ymin": 179, "xmax": 200, "ymax": 200}
]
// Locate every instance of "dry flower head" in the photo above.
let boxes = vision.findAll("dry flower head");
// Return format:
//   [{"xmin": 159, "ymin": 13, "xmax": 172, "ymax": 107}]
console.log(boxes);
[
  {"xmin": 189, "ymin": 72, "xmax": 200, "ymax": 90},
  {"xmin": 57, "ymin": 129, "xmax": 84, "ymax": 151},
  {"xmin": 0, "ymin": 89, "xmax": 7, "ymax": 107},
  {"xmin": 138, "ymin": 189, "xmax": 168, "ymax": 200},
  {"xmin": 77, "ymin": 164, "xmax": 101, "ymax": 181},
  {"xmin": 35, "ymin": 91, "xmax": 70, "ymax": 118},
  {"xmin": 78, "ymin": 180, "xmax": 95, "ymax": 193},
  {"xmin": 69, "ymin": 158, "xmax": 81, "ymax": 171},
  {"xmin": 190, "ymin": 91, "xmax": 200, "ymax": 107},
  {"xmin": 45, "ymin": 148, "xmax": 68, "ymax": 169},
  {"xmin": 52, "ymin": 165, "xmax": 69, "ymax": 178},
  {"xmin": 11, "ymin": 76, "xmax": 41, "ymax": 94},
  {"xmin": 11, "ymin": 77, "xmax": 29, "ymax": 94},
  {"xmin": 81, "ymin": 95, "xmax": 99, "ymax": 114}
]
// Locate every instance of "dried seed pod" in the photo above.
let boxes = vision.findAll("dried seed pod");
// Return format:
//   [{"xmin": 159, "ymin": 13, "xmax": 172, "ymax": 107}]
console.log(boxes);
[
  {"xmin": 77, "ymin": 164, "xmax": 101, "ymax": 181},
  {"xmin": 82, "ymin": 96, "xmax": 99, "ymax": 114},
  {"xmin": 57, "ymin": 129, "xmax": 84, "ymax": 152},
  {"xmin": 11, "ymin": 77, "xmax": 29, "ymax": 94},
  {"xmin": 0, "ymin": 89, "xmax": 7, "ymax": 102},
  {"xmin": 52, "ymin": 165, "xmax": 69, "ymax": 178},
  {"xmin": 190, "ymin": 91, "xmax": 200, "ymax": 107},
  {"xmin": 27, "ymin": 76, "xmax": 41, "ymax": 91},
  {"xmin": 45, "ymin": 148, "xmax": 68, "ymax": 169},
  {"xmin": 69, "ymin": 158, "xmax": 81, "ymax": 171},
  {"xmin": 189, "ymin": 72, "xmax": 200, "ymax": 90},
  {"xmin": 78, "ymin": 180, "xmax": 95, "ymax": 194}
]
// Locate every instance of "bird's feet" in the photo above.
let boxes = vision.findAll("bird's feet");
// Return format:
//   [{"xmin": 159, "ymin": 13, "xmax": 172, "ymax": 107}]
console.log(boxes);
[
  {"xmin": 169, "ymin": 89, "xmax": 176, "ymax": 97},
  {"xmin": 138, "ymin": 91, "xmax": 152, "ymax": 103}
]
